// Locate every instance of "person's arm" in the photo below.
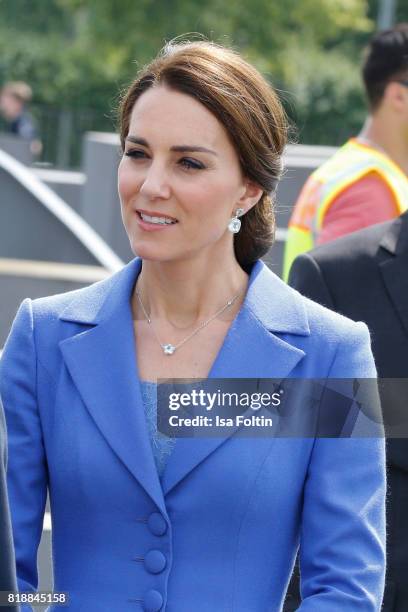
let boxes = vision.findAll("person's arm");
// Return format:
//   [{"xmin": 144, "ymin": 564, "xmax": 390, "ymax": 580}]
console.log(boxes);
[
  {"xmin": 288, "ymin": 252, "xmax": 335, "ymax": 310},
  {"xmin": 318, "ymin": 172, "xmax": 398, "ymax": 245},
  {"xmin": 0, "ymin": 299, "xmax": 48, "ymax": 612},
  {"xmin": 298, "ymin": 323, "xmax": 386, "ymax": 610}
]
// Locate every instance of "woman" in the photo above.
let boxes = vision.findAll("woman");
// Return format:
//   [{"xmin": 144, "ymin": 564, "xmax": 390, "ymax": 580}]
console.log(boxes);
[{"xmin": 0, "ymin": 40, "xmax": 385, "ymax": 611}]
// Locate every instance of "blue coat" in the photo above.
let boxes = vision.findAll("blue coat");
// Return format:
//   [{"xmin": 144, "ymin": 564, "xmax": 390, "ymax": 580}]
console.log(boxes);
[{"xmin": 0, "ymin": 258, "xmax": 385, "ymax": 612}]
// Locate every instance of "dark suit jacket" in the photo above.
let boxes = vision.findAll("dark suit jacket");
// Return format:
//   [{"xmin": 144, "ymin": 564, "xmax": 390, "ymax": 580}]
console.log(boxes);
[
  {"xmin": 0, "ymin": 398, "xmax": 18, "ymax": 610},
  {"xmin": 288, "ymin": 210, "xmax": 408, "ymax": 612}
]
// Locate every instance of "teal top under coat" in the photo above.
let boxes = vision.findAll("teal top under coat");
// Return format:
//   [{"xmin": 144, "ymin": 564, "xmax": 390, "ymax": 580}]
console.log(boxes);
[{"xmin": 139, "ymin": 380, "xmax": 176, "ymax": 478}]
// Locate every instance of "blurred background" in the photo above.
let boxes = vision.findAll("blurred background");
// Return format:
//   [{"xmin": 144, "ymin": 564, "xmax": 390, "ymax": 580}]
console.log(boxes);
[
  {"xmin": 0, "ymin": 0, "xmax": 406, "ymax": 596},
  {"xmin": 0, "ymin": 0, "xmax": 405, "ymax": 167}
]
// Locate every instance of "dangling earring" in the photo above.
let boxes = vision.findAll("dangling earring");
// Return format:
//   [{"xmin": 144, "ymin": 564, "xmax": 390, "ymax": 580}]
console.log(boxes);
[{"xmin": 228, "ymin": 208, "xmax": 244, "ymax": 233}]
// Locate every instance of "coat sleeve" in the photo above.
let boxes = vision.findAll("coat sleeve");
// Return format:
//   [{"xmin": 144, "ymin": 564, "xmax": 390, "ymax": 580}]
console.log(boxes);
[
  {"xmin": 298, "ymin": 323, "xmax": 386, "ymax": 611},
  {"xmin": 0, "ymin": 299, "xmax": 48, "ymax": 612}
]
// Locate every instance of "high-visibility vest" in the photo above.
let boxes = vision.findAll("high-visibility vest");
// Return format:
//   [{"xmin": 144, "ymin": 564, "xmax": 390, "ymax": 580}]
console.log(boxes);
[{"xmin": 283, "ymin": 138, "xmax": 408, "ymax": 281}]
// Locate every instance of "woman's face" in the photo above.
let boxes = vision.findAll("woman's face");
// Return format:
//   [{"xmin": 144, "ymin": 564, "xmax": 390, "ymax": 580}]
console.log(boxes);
[{"xmin": 118, "ymin": 84, "xmax": 259, "ymax": 263}]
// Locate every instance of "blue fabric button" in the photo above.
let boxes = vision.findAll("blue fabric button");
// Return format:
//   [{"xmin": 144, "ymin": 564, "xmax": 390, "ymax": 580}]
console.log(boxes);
[
  {"xmin": 143, "ymin": 589, "xmax": 163, "ymax": 611},
  {"xmin": 147, "ymin": 512, "xmax": 167, "ymax": 536},
  {"xmin": 144, "ymin": 549, "xmax": 167, "ymax": 574}
]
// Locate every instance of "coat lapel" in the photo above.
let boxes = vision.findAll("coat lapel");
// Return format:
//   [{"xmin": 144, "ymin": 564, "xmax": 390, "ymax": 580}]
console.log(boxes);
[
  {"xmin": 161, "ymin": 261, "xmax": 310, "ymax": 495},
  {"xmin": 59, "ymin": 258, "xmax": 167, "ymax": 515},
  {"xmin": 379, "ymin": 213, "xmax": 408, "ymax": 337},
  {"xmin": 57, "ymin": 257, "xmax": 311, "ymax": 502}
]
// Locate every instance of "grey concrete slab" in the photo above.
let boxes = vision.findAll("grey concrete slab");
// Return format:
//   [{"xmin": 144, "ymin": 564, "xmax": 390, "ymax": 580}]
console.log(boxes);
[
  {"xmin": 0, "ymin": 167, "xmax": 98, "ymax": 264},
  {"xmin": 0, "ymin": 135, "xmax": 33, "ymax": 165},
  {"xmin": 33, "ymin": 169, "xmax": 85, "ymax": 213},
  {"xmin": 0, "ymin": 273, "xmax": 102, "ymax": 346},
  {"xmin": 0, "ymin": 148, "xmax": 123, "ymax": 269},
  {"xmin": 38, "ymin": 529, "xmax": 53, "ymax": 593},
  {"xmin": 80, "ymin": 132, "xmax": 134, "ymax": 263}
]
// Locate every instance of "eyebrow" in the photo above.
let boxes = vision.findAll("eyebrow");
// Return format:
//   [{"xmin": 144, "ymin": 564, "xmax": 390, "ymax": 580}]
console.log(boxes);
[{"xmin": 125, "ymin": 136, "xmax": 218, "ymax": 156}]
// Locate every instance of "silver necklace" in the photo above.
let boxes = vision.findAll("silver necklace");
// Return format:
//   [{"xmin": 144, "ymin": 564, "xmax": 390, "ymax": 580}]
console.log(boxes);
[{"xmin": 135, "ymin": 287, "xmax": 240, "ymax": 355}]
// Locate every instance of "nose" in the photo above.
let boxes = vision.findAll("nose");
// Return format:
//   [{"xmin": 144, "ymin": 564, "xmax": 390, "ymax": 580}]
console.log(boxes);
[{"xmin": 139, "ymin": 161, "xmax": 171, "ymax": 200}]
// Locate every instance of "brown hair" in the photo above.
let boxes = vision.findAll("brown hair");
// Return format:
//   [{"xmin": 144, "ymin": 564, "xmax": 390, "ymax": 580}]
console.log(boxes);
[{"xmin": 119, "ymin": 39, "xmax": 288, "ymax": 268}]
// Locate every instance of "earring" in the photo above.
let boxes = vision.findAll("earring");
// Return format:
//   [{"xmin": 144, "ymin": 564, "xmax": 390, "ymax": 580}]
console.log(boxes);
[{"xmin": 228, "ymin": 208, "xmax": 244, "ymax": 233}]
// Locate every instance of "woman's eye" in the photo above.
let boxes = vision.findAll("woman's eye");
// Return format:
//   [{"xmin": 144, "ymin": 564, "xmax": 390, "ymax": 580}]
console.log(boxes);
[
  {"xmin": 125, "ymin": 149, "xmax": 146, "ymax": 159},
  {"xmin": 179, "ymin": 158, "xmax": 205, "ymax": 170},
  {"xmin": 124, "ymin": 150, "xmax": 204, "ymax": 170}
]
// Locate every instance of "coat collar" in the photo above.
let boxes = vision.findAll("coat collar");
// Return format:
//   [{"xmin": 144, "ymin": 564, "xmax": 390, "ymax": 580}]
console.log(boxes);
[
  {"xmin": 59, "ymin": 257, "xmax": 310, "ymax": 335},
  {"xmin": 379, "ymin": 210, "xmax": 408, "ymax": 257},
  {"xmin": 58, "ymin": 258, "xmax": 310, "ymax": 505},
  {"xmin": 378, "ymin": 211, "xmax": 408, "ymax": 337}
]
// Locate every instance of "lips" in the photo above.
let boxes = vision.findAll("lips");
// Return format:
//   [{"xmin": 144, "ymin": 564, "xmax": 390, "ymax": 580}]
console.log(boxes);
[
  {"xmin": 136, "ymin": 209, "xmax": 178, "ymax": 224},
  {"xmin": 134, "ymin": 209, "xmax": 179, "ymax": 232}
]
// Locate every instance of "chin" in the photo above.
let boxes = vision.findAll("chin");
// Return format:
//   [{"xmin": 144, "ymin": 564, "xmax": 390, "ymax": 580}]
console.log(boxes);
[{"xmin": 129, "ymin": 239, "xmax": 179, "ymax": 263}]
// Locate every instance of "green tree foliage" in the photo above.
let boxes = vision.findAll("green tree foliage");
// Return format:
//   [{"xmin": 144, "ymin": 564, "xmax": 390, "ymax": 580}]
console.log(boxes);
[{"xmin": 1, "ymin": 0, "xmax": 401, "ymax": 164}]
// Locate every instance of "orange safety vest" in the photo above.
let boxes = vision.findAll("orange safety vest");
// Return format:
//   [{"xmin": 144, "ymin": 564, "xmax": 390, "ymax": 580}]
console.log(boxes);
[{"xmin": 283, "ymin": 138, "xmax": 408, "ymax": 281}]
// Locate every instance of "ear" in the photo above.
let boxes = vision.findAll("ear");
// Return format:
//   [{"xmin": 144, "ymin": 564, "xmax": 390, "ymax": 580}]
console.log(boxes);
[
  {"xmin": 236, "ymin": 179, "xmax": 264, "ymax": 215},
  {"xmin": 383, "ymin": 81, "xmax": 408, "ymax": 113}
]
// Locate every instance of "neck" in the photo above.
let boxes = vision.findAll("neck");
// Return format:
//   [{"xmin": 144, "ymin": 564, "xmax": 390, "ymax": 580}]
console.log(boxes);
[
  {"xmin": 358, "ymin": 114, "xmax": 408, "ymax": 175},
  {"xmin": 132, "ymin": 248, "xmax": 249, "ymax": 327}
]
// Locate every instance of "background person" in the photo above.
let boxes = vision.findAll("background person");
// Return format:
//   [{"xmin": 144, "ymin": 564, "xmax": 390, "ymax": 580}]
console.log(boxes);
[
  {"xmin": 288, "ymin": 210, "xmax": 408, "ymax": 611},
  {"xmin": 0, "ymin": 81, "xmax": 42, "ymax": 156},
  {"xmin": 283, "ymin": 23, "xmax": 408, "ymax": 280},
  {"xmin": 1, "ymin": 40, "xmax": 385, "ymax": 611}
]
